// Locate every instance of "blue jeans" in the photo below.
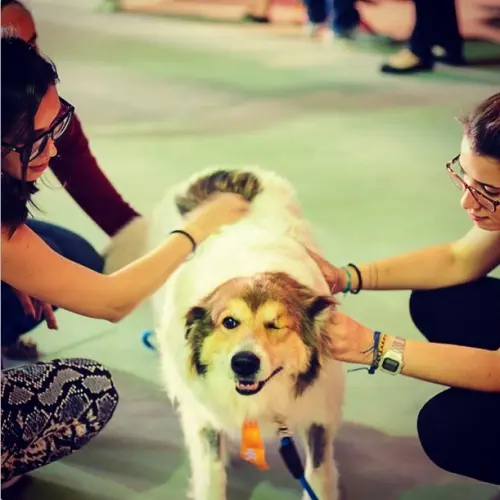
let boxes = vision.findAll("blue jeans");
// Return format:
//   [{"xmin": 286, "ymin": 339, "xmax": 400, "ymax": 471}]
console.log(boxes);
[
  {"xmin": 1, "ymin": 220, "xmax": 104, "ymax": 346},
  {"xmin": 303, "ymin": 0, "xmax": 359, "ymax": 35}
]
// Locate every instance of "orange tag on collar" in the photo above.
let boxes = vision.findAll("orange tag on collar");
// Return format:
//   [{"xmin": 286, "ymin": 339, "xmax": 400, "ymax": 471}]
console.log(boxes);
[{"xmin": 240, "ymin": 420, "xmax": 269, "ymax": 470}]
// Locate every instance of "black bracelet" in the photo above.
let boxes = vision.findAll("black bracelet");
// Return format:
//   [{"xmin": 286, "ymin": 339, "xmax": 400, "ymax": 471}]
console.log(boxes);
[
  {"xmin": 347, "ymin": 263, "xmax": 362, "ymax": 294},
  {"xmin": 170, "ymin": 230, "xmax": 197, "ymax": 253}
]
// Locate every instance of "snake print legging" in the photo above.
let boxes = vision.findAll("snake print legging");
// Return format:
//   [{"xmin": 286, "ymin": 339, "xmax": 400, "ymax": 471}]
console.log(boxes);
[{"xmin": 1, "ymin": 358, "xmax": 119, "ymax": 483}]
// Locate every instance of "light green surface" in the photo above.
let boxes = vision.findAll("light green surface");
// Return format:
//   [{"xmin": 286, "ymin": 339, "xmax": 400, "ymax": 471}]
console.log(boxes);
[{"xmin": 11, "ymin": 1, "xmax": 500, "ymax": 498}]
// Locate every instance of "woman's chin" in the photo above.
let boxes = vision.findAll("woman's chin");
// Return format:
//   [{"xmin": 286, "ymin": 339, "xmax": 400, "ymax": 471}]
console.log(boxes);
[{"xmin": 473, "ymin": 218, "xmax": 500, "ymax": 232}]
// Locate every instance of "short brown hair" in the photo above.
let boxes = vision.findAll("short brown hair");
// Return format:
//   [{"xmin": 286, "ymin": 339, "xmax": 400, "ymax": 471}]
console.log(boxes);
[{"xmin": 461, "ymin": 92, "xmax": 500, "ymax": 161}]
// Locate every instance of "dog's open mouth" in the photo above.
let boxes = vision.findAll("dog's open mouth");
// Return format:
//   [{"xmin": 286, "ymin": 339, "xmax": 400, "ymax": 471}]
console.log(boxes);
[{"xmin": 235, "ymin": 367, "xmax": 283, "ymax": 396}]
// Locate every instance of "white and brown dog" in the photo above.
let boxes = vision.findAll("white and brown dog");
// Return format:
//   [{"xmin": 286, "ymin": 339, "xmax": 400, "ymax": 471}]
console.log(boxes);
[{"xmin": 105, "ymin": 167, "xmax": 345, "ymax": 500}]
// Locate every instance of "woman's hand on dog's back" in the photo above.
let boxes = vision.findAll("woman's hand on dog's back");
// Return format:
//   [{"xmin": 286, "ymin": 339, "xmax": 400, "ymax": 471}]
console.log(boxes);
[{"xmin": 184, "ymin": 192, "xmax": 250, "ymax": 244}]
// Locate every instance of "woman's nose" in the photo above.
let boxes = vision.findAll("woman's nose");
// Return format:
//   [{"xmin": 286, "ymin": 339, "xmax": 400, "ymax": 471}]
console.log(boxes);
[
  {"xmin": 460, "ymin": 188, "xmax": 481, "ymax": 211},
  {"xmin": 47, "ymin": 137, "xmax": 58, "ymax": 158}
]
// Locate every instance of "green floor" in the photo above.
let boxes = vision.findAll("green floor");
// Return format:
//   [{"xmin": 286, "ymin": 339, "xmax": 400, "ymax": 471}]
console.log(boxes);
[{"xmin": 10, "ymin": 1, "xmax": 500, "ymax": 498}]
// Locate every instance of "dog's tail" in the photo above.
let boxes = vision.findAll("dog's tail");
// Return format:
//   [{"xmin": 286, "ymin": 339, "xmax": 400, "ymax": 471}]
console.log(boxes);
[{"xmin": 175, "ymin": 169, "xmax": 262, "ymax": 216}]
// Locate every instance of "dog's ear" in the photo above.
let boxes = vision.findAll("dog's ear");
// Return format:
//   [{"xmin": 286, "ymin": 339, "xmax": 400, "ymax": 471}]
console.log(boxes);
[
  {"xmin": 306, "ymin": 295, "xmax": 337, "ymax": 320},
  {"xmin": 185, "ymin": 306, "xmax": 210, "ymax": 339},
  {"xmin": 306, "ymin": 296, "xmax": 338, "ymax": 356}
]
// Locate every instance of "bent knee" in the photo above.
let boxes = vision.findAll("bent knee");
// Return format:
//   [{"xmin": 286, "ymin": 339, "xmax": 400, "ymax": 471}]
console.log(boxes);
[
  {"xmin": 57, "ymin": 358, "xmax": 119, "ymax": 421},
  {"xmin": 417, "ymin": 393, "xmax": 464, "ymax": 477}
]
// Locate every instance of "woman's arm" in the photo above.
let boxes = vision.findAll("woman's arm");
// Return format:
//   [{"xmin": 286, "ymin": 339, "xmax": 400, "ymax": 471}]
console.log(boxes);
[
  {"xmin": 327, "ymin": 312, "xmax": 500, "ymax": 393},
  {"xmin": 354, "ymin": 226, "xmax": 500, "ymax": 291},
  {"xmin": 1, "ymin": 193, "xmax": 249, "ymax": 322},
  {"xmin": 308, "ymin": 226, "xmax": 500, "ymax": 293},
  {"xmin": 391, "ymin": 337, "xmax": 500, "ymax": 392},
  {"xmin": 1, "ymin": 224, "xmax": 194, "ymax": 322}
]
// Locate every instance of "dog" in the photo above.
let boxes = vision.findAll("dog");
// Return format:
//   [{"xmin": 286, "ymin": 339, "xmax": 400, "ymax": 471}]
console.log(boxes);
[{"xmin": 105, "ymin": 167, "xmax": 345, "ymax": 500}]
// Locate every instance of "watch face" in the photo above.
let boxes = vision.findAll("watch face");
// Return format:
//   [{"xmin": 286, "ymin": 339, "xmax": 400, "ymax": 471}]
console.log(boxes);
[{"xmin": 382, "ymin": 358, "xmax": 400, "ymax": 373}]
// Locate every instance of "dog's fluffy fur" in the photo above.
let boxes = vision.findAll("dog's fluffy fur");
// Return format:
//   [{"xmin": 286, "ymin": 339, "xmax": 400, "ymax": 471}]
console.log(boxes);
[{"xmin": 106, "ymin": 167, "xmax": 344, "ymax": 500}]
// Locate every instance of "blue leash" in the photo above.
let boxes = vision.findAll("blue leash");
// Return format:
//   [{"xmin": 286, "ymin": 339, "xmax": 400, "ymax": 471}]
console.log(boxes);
[
  {"xmin": 140, "ymin": 330, "xmax": 319, "ymax": 499},
  {"xmin": 279, "ymin": 436, "xmax": 319, "ymax": 500}
]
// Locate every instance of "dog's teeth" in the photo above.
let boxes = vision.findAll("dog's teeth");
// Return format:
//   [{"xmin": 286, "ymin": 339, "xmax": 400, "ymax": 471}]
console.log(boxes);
[{"xmin": 237, "ymin": 381, "xmax": 258, "ymax": 390}]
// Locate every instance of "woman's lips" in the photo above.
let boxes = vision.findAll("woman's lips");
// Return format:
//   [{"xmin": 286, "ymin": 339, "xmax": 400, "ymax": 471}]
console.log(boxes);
[
  {"xmin": 469, "ymin": 212, "xmax": 488, "ymax": 222},
  {"xmin": 29, "ymin": 162, "xmax": 49, "ymax": 173}
]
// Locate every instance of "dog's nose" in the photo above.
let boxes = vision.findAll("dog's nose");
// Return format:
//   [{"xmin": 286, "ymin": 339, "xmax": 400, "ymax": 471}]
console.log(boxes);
[{"xmin": 231, "ymin": 351, "xmax": 261, "ymax": 378}]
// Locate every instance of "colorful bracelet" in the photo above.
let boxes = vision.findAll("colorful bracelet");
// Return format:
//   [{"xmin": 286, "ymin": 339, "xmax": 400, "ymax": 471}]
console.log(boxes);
[
  {"xmin": 341, "ymin": 263, "xmax": 363, "ymax": 295},
  {"xmin": 348, "ymin": 330, "xmax": 387, "ymax": 375},
  {"xmin": 341, "ymin": 266, "xmax": 352, "ymax": 295},
  {"xmin": 347, "ymin": 263, "xmax": 363, "ymax": 294}
]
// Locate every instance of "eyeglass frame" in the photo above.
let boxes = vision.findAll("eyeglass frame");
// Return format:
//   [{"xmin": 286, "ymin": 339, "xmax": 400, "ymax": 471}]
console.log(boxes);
[
  {"xmin": 1, "ymin": 97, "xmax": 75, "ymax": 165},
  {"xmin": 445, "ymin": 154, "xmax": 500, "ymax": 213}
]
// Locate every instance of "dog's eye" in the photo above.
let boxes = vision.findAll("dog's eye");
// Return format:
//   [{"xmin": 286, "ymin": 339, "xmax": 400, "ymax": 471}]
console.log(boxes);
[
  {"xmin": 222, "ymin": 317, "xmax": 240, "ymax": 329},
  {"xmin": 265, "ymin": 322, "xmax": 279, "ymax": 330}
]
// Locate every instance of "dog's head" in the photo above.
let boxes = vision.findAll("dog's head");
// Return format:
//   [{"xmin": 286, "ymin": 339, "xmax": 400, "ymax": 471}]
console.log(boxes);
[{"xmin": 184, "ymin": 272, "xmax": 336, "ymax": 401}]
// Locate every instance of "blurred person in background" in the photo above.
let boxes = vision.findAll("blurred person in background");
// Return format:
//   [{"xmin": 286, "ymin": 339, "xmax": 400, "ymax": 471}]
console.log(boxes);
[
  {"xmin": 303, "ymin": 0, "xmax": 360, "ymax": 40},
  {"xmin": 381, "ymin": 0, "xmax": 466, "ymax": 74}
]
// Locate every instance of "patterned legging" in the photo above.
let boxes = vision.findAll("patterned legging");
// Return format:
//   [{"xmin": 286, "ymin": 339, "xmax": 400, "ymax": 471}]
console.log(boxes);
[{"xmin": 1, "ymin": 358, "xmax": 119, "ymax": 483}]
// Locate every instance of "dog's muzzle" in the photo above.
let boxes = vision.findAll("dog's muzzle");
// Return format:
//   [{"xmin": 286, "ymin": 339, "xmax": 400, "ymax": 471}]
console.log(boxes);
[{"xmin": 231, "ymin": 351, "xmax": 283, "ymax": 396}]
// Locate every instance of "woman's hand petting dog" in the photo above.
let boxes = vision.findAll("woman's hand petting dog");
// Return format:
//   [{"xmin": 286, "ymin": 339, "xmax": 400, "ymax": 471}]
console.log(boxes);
[
  {"xmin": 306, "ymin": 248, "xmax": 347, "ymax": 294},
  {"xmin": 325, "ymin": 311, "xmax": 374, "ymax": 365},
  {"xmin": 184, "ymin": 192, "xmax": 250, "ymax": 243}
]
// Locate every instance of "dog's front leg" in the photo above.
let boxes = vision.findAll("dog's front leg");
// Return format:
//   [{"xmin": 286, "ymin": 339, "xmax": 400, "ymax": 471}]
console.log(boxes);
[
  {"xmin": 181, "ymin": 413, "xmax": 227, "ymax": 500},
  {"xmin": 301, "ymin": 423, "xmax": 339, "ymax": 500}
]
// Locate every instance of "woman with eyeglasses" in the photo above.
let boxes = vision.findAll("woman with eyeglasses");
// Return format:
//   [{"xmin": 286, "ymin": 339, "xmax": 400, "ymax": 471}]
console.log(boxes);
[
  {"xmin": 308, "ymin": 93, "xmax": 500, "ymax": 485},
  {"xmin": 1, "ymin": 0, "xmax": 142, "ymax": 361},
  {"xmin": 1, "ymin": 35, "xmax": 248, "ymax": 325},
  {"xmin": 1, "ymin": 34, "xmax": 249, "ymax": 489}
]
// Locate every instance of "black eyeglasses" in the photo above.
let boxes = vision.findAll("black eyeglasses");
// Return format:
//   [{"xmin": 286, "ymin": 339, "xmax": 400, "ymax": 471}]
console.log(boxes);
[
  {"xmin": 2, "ymin": 97, "xmax": 74, "ymax": 165},
  {"xmin": 446, "ymin": 155, "xmax": 500, "ymax": 213}
]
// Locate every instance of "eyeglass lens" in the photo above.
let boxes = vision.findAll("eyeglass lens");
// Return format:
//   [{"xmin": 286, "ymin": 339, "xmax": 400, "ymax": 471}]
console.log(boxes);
[
  {"xmin": 28, "ymin": 110, "xmax": 72, "ymax": 162},
  {"xmin": 447, "ymin": 161, "xmax": 495, "ymax": 211}
]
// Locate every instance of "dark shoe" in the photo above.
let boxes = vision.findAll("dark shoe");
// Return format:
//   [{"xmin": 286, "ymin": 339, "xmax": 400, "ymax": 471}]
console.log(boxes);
[
  {"xmin": 432, "ymin": 46, "xmax": 467, "ymax": 66},
  {"xmin": 242, "ymin": 13, "xmax": 270, "ymax": 23},
  {"xmin": 1, "ymin": 337, "xmax": 40, "ymax": 360},
  {"xmin": 380, "ymin": 49, "xmax": 433, "ymax": 74}
]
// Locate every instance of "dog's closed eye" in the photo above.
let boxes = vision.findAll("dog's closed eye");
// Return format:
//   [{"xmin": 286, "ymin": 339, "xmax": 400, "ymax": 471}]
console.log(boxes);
[{"xmin": 264, "ymin": 322, "xmax": 280, "ymax": 330}]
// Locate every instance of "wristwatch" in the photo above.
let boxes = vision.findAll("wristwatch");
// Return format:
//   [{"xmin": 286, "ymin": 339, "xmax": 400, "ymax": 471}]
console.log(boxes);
[{"xmin": 379, "ymin": 336, "xmax": 406, "ymax": 375}]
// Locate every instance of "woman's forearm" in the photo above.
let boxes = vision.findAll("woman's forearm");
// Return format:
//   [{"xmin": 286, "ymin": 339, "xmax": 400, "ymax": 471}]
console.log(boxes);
[
  {"xmin": 375, "ymin": 336, "xmax": 500, "ymax": 392},
  {"xmin": 103, "ymin": 231, "xmax": 195, "ymax": 320},
  {"xmin": 2, "ymin": 223, "xmax": 202, "ymax": 323},
  {"xmin": 352, "ymin": 243, "xmax": 466, "ymax": 291},
  {"xmin": 348, "ymin": 227, "xmax": 500, "ymax": 292}
]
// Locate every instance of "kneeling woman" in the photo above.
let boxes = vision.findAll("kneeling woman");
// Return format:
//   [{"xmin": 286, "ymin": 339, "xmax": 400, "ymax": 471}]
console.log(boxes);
[
  {"xmin": 310, "ymin": 92, "xmax": 500, "ymax": 485},
  {"xmin": 1, "ymin": 35, "xmax": 249, "ymax": 488}
]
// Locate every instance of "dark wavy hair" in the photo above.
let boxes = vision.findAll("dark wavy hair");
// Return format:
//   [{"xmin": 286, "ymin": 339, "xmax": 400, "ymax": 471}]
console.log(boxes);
[
  {"xmin": 1, "ymin": 0, "xmax": 25, "ymax": 8},
  {"xmin": 461, "ymin": 92, "xmax": 500, "ymax": 162},
  {"xmin": 1, "ymin": 35, "xmax": 59, "ymax": 235}
]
